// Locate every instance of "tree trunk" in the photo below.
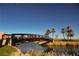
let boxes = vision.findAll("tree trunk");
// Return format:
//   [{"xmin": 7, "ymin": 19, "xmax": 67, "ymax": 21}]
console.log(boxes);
[
  {"xmin": 70, "ymin": 36, "xmax": 71, "ymax": 40},
  {"xmin": 52, "ymin": 33, "xmax": 54, "ymax": 39},
  {"xmin": 63, "ymin": 34, "xmax": 65, "ymax": 39},
  {"xmin": 67, "ymin": 36, "xmax": 69, "ymax": 40}
]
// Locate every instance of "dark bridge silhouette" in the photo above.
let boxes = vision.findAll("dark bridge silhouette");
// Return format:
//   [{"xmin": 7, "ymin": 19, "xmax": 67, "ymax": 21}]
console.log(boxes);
[{"xmin": 1, "ymin": 33, "xmax": 53, "ymax": 46}]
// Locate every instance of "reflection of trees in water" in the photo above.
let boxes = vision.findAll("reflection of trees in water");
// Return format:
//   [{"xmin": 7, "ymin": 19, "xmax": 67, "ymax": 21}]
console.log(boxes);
[
  {"xmin": 66, "ymin": 47, "xmax": 74, "ymax": 56},
  {"xmin": 46, "ymin": 46, "xmax": 79, "ymax": 56},
  {"xmin": 62, "ymin": 47, "xmax": 79, "ymax": 56}
]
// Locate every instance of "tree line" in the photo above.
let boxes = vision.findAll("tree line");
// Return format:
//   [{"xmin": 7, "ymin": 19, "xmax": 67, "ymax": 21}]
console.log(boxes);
[{"xmin": 44, "ymin": 26, "xmax": 74, "ymax": 40}]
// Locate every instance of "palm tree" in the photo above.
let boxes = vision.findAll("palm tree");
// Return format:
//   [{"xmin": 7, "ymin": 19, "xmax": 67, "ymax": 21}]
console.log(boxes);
[
  {"xmin": 50, "ymin": 28, "xmax": 55, "ymax": 38},
  {"xmin": 61, "ymin": 28, "xmax": 65, "ymax": 39},
  {"xmin": 66, "ymin": 26, "xmax": 74, "ymax": 40}
]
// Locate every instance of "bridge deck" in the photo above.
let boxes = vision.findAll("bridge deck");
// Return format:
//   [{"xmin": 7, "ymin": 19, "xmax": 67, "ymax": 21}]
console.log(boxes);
[{"xmin": 1, "ymin": 34, "xmax": 53, "ymax": 46}]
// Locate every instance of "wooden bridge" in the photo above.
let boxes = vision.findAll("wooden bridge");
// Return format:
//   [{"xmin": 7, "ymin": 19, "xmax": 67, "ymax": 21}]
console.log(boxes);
[{"xmin": 0, "ymin": 33, "xmax": 53, "ymax": 46}]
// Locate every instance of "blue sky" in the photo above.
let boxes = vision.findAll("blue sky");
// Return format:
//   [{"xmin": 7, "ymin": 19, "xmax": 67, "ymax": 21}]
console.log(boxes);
[{"xmin": 0, "ymin": 3, "xmax": 79, "ymax": 38}]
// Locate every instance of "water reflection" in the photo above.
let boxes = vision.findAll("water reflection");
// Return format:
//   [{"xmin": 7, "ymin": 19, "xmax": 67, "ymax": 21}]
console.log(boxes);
[
  {"xmin": 15, "ymin": 41, "xmax": 79, "ymax": 56},
  {"xmin": 47, "ymin": 46, "xmax": 79, "ymax": 56},
  {"xmin": 15, "ymin": 41, "xmax": 47, "ymax": 53}
]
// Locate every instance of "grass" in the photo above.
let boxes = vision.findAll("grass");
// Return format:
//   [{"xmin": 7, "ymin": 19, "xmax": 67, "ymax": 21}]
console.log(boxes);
[
  {"xmin": 25, "ymin": 49, "xmax": 57, "ymax": 56},
  {"xmin": 25, "ymin": 48, "xmax": 77, "ymax": 56},
  {"xmin": 0, "ymin": 45, "xmax": 19, "ymax": 56},
  {"xmin": 61, "ymin": 39, "xmax": 79, "ymax": 42}
]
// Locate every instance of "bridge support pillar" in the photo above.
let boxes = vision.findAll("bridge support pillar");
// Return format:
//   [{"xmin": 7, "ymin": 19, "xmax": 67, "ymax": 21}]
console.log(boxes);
[
  {"xmin": 2, "ymin": 39, "xmax": 6, "ymax": 46},
  {"xmin": 7, "ymin": 38, "xmax": 12, "ymax": 46}
]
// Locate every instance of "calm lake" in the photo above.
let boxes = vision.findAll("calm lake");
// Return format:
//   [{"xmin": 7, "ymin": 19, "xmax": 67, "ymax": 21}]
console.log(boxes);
[{"xmin": 15, "ymin": 41, "xmax": 79, "ymax": 56}]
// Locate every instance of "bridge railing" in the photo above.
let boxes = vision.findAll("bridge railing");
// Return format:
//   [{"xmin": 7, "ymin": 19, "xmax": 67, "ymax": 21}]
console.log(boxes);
[
  {"xmin": 1, "ymin": 34, "xmax": 53, "ymax": 45},
  {"xmin": 2, "ymin": 34, "xmax": 50, "ymax": 39}
]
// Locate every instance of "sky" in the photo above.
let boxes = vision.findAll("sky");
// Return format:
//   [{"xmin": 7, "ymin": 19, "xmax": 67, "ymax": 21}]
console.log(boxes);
[{"xmin": 0, "ymin": 3, "xmax": 79, "ymax": 38}]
